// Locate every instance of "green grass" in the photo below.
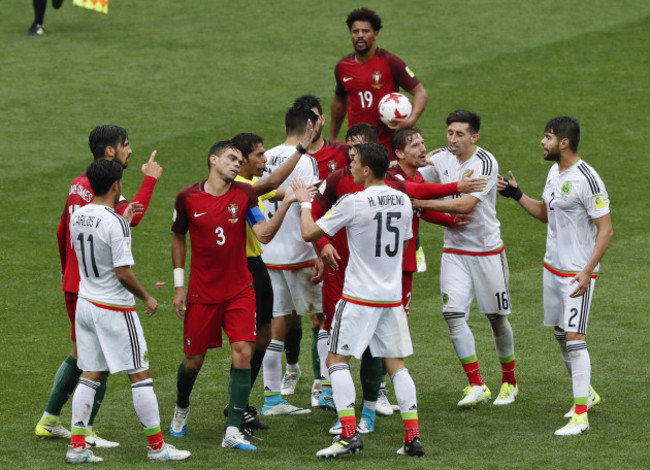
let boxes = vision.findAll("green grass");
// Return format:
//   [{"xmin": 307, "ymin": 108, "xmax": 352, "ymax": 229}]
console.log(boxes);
[{"xmin": 1, "ymin": 1, "xmax": 649, "ymax": 469}]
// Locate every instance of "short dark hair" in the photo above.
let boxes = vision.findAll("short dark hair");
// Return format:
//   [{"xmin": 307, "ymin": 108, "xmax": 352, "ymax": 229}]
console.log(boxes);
[
  {"xmin": 207, "ymin": 139, "xmax": 237, "ymax": 169},
  {"xmin": 232, "ymin": 133, "xmax": 264, "ymax": 160},
  {"xmin": 345, "ymin": 123, "xmax": 378, "ymax": 144},
  {"xmin": 356, "ymin": 143, "xmax": 390, "ymax": 179},
  {"xmin": 346, "ymin": 7, "xmax": 382, "ymax": 31},
  {"xmin": 285, "ymin": 107, "xmax": 319, "ymax": 137},
  {"xmin": 545, "ymin": 116, "xmax": 580, "ymax": 152},
  {"xmin": 89, "ymin": 125, "xmax": 128, "ymax": 160},
  {"xmin": 391, "ymin": 126, "xmax": 421, "ymax": 154},
  {"xmin": 86, "ymin": 160, "xmax": 123, "ymax": 196},
  {"xmin": 292, "ymin": 94, "xmax": 323, "ymax": 115},
  {"xmin": 446, "ymin": 110, "xmax": 481, "ymax": 134}
]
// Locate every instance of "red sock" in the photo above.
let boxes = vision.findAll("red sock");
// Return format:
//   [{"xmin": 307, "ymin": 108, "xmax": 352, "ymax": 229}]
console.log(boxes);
[
  {"xmin": 71, "ymin": 433, "xmax": 86, "ymax": 449},
  {"xmin": 501, "ymin": 360, "xmax": 516, "ymax": 385},
  {"xmin": 340, "ymin": 415, "xmax": 357, "ymax": 439},
  {"xmin": 404, "ymin": 419, "xmax": 419, "ymax": 444},
  {"xmin": 574, "ymin": 405, "xmax": 587, "ymax": 415},
  {"xmin": 462, "ymin": 361, "xmax": 484, "ymax": 386},
  {"xmin": 147, "ymin": 432, "xmax": 164, "ymax": 450}
]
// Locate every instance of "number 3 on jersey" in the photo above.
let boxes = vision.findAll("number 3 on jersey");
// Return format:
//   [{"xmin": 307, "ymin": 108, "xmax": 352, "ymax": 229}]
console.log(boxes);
[{"xmin": 215, "ymin": 227, "xmax": 226, "ymax": 245}]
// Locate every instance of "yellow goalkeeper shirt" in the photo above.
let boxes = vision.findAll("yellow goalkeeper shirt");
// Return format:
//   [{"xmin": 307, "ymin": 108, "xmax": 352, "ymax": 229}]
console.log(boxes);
[{"xmin": 235, "ymin": 175, "xmax": 276, "ymax": 257}]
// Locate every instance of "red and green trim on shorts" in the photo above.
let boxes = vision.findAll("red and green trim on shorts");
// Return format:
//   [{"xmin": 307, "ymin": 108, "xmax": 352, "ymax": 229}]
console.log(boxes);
[
  {"xmin": 543, "ymin": 262, "xmax": 598, "ymax": 279},
  {"xmin": 341, "ymin": 295, "xmax": 402, "ymax": 308},
  {"xmin": 443, "ymin": 245, "xmax": 505, "ymax": 257}
]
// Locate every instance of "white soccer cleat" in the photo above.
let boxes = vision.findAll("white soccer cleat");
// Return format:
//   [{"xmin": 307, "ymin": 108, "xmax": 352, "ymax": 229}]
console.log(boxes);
[
  {"xmin": 85, "ymin": 428, "xmax": 120, "ymax": 448},
  {"xmin": 35, "ymin": 415, "xmax": 72, "ymax": 440},
  {"xmin": 329, "ymin": 418, "xmax": 342, "ymax": 435},
  {"xmin": 311, "ymin": 381, "xmax": 322, "ymax": 407},
  {"xmin": 169, "ymin": 405, "xmax": 190, "ymax": 437},
  {"xmin": 65, "ymin": 445, "xmax": 103, "ymax": 464},
  {"xmin": 281, "ymin": 370, "xmax": 302, "ymax": 395},
  {"xmin": 493, "ymin": 383, "xmax": 518, "ymax": 406},
  {"xmin": 563, "ymin": 386, "xmax": 601, "ymax": 418},
  {"xmin": 261, "ymin": 399, "xmax": 311, "ymax": 416},
  {"xmin": 221, "ymin": 428, "xmax": 257, "ymax": 451},
  {"xmin": 554, "ymin": 413, "xmax": 589, "ymax": 436},
  {"xmin": 147, "ymin": 443, "xmax": 191, "ymax": 461},
  {"xmin": 457, "ymin": 384, "xmax": 491, "ymax": 408},
  {"xmin": 376, "ymin": 388, "xmax": 395, "ymax": 416}
]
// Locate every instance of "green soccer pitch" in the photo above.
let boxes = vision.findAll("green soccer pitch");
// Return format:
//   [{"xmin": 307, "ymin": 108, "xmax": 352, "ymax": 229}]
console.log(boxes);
[{"xmin": 1, "ymin": 1, "xmax": 649, "ymax": 469}]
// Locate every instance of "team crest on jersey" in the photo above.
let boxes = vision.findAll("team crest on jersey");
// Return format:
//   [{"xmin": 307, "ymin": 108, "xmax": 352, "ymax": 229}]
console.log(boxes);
[
  {"xmin": 593, "ymin": 194, "xmax": 606, "ymax": 209},
  {"xmin": 143, "ymin": 350, "xmax": 149, "ymax": 363},
  {"xmin": 227, "ymin": 203, "xmax": 240, "ymax": 223},
  {"xmin": 561, "ymin": 181, "xmax": 572, "ymax": 195},
  {"xmin": 186, "ymin": 338, "xmax": 191, "ymax": 347},
  {"xmin": 372, "ymin": 71, "xmax": 383, "ymax": 89},
  {"xmin": 442, "ymin": 293, "xmax": 449, "ymax": 305},
  {"xmin": 328, "ymin": 160, "xmax": 338, "ymax": 171}
]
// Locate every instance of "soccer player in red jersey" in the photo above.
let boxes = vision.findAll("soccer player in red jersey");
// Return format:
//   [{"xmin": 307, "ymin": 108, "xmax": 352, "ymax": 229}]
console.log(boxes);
[
  {"xmin": 169, "ymin": 140, "xmax": 302, "ymax": 451},
  {"xmin": 35, "ymin": 125, "xmax": 162, "ymax": 447},
  {"xmin": 329, "ymin": 7, "xmax": 428, "ymax": 155}
]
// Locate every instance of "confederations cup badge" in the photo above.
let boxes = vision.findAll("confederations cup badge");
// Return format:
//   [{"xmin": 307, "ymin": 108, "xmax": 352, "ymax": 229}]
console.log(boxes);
[
  {"xmin": 228, "ymin": 203, "xmax": 240, "ymax": 223},
  {"xmin": 372, "ymin": 71, "xmax": 383, "ymax": 89}
]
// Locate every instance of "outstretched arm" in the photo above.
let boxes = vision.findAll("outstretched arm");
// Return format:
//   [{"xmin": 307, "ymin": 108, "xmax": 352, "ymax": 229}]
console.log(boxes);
[{"xmin": 115, "ymin": 150, "xmax": 162, "ymax": 226}]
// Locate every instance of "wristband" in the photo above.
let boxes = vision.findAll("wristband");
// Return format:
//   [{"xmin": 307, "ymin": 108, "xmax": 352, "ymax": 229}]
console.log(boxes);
[
  {"xmin": 300, "ymin": 201, "xmax": 312, "ymax": 210},
  {"xmin": 173, "ymin": 268, "xmax": 185, "ymax": 288},
  {"xmin": 296, "ymin": 144, "xmax": 308, "ymax": 154},
  {"xmin": 498, "ymin": 178, "xmax": 523, "ymax": 201}
]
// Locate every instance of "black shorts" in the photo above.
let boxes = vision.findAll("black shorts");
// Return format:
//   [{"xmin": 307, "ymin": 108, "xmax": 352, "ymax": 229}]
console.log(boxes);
[{"xmin": 247, "ymin": 256, "xmax": 273, "ymax": 328}]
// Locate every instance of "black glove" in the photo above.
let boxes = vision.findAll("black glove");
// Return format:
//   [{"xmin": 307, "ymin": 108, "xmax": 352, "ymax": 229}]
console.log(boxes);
[{"xmin": 499, "ymin": 178, "xmax": 523, "ymax": 201}]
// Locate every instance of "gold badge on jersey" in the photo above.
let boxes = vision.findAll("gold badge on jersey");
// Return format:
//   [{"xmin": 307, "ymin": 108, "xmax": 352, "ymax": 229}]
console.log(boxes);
[
  {"xmin": 372, "ymin": 71, "xmax": 383, "ymax": 89},
  {"xmin": 561, "ymin": 181, "xmax": 572, "ymax": 195},
  {"xmin": 228, "ymin": 203, "xmax": 240, "ymax": 223},
  {"xmin": 593, "ymin": 195, "xmax": 606, "ymax": 209},
  {"xmin": 324, "ymin": 207, "xmax": 335, "ymax": 220}
]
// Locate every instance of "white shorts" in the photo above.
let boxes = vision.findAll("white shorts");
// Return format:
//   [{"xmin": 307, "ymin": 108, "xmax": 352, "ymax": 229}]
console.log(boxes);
[
  {"xmin": 440, "ymin": 251, "xmax": 512, "ymax": 316},
  {"xmin": 268, "ymin": 267, "xmax": 322, "ymax": 317},
  {"xmin": 543, "ymin": 268, "xmax": 595, "ymax": 335},
  {"xmin": 328, "ymin": 300, "xmax": 413, "ymax": 359},
  {"xmin": 75, "ymin": 298, "xmax": 149, "ymax": 374}
]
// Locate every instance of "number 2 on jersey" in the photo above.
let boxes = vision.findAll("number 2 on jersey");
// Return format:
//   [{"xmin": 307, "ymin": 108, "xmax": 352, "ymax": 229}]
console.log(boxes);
[{"xmin": 373, "ymin": 212, "xmax": 401, "ymax": 257}]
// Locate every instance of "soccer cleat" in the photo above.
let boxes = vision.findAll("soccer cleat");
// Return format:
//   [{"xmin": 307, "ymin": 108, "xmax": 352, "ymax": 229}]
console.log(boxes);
[
  {"xmin": 261, "ymin": 398, "xmax": 311, "ymax": 416},
  {"xmin": 65, "ymin": 445, "xmax": 103, "ymax": 464},
  {"xmin": 316, "ymin": 432, "xmax": 363, "ymax": 458},
  {"xmin": 242, "ymin": 405, "xmax": 269, "ymax": 430},
  {"xmin": 554, "ymin": 413, "xmax": 589, "ymax": 436},
  {"xmin": 239, "ymin": 424, "xmax": 262, "ymax": 442},
  {"xmin": 35, "ymin": 415, "xmax": 71, "ymax": 439},
  {"xmin": 169, "ymin": 405, "xmax": 190, "ymax": 437},
  {"xmin": 147, "ymin": 443, "xmax": 191, "ymax": 461},
  {"xmin": 564, "ymin": 386, "xmax": 601, "ymax": 418},
  {"xmin": 457, "ymin": 384, "xmax": 491, "ymax": 408},
  {"xmin": 396, "ymin": 437, "xmax": 425, "ymax": 457},
  {"xmin": 85, "ymin": 428, "xmax": 120, "ymax": 448},
  {"xmin": 26, "ymin": 23, "xmax": 44, "ymax": 36},
  {"xmin": 358, "ymin": 407, "xmax": 375, "ymax": 434},
  {"xmin": 416, "ymin": 246, "xmax": 427, "ymax": 273},
  {"xmin": 222, "ymin": 428, "xmax": 257, "ymax": 451},
  {"xmin": 376, "ymin": 388, "xmax": 395, "ymax": 416},
  {"xmin": 493, "ymin": 383, "xmax": 518, "ymax": 406},
  {"xmin": 328, "ymin": 418, "xmax": 342, "ymax": 435},
  {"xmin": 318, "ymin": 392, "xmax": 337, "ymax": 412},
  {"xmin": 311, "ymin": 381, "xmax": 322, "ymax": 407},
  {"xmin": 281, "ymin": 370, "xmax": 302, "ymax": 395}
]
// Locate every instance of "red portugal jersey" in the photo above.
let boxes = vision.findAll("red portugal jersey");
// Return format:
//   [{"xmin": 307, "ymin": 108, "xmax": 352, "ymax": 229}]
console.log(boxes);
[
  {"xmin": 172, "ymin": 181, "xmax": 261, "ymax": 304},
  {"xmin": 334, "ymin": 48, "xmax": 421, "ymax": 152},
  {"xmin": 309, "ymin": 144, "xmax": 349, "ymax": 181},
  {"xmin": 57, "ymin": 173, "xmax": 157, "ymax": 294}
]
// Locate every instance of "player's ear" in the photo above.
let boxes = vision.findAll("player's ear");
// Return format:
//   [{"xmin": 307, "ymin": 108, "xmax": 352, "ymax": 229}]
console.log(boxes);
[
  {"xmin": 471, "ymin": 133, "xmax": 480, "ymax": 144},
  {"xmin": 104, "ymin": 145, "xmax": 116, "ymax": 160}
]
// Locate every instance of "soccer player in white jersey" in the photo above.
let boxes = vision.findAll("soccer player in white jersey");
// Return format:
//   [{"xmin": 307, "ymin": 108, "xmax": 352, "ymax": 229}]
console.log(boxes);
[
  {"xmin": 259, "ymin": 106, "xmax": 322, "ymax": 416},
  {"xmin": 416, "ymin": 110, "xmax": 518, "ymax": 408},
  {"xmin": 292, "ymin": 143, "xmax": 425, "ymax": 458},
  {"xmin": 66, "ymin": 160, "xmax": 190, "ymax": 463},
  {"xmin": 497, "ymin": 116, "xmax": 613, "ymax": 436}
]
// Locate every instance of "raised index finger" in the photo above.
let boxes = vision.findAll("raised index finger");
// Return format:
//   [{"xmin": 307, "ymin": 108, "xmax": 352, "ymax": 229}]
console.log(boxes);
[{"xmin": 148, "ymin": 150, "xmax": 157, "ymax": 163}]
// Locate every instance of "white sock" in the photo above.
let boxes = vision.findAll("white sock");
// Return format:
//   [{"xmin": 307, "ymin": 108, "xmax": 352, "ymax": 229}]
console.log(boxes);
[
  {"xmin": 329, "ymin": 364, "xmax": 355, "ymax": 413},
  {"xmin": 131, "ymin": 378, "xmax": 160, "ymax": 430},
  {"xmin": 263, "ymin": 340, "xmax": 284, "ymax": 394},
  {"xmin": 567, "ymin": 340, "xmax": 590, "ymax": 400},
  {"xmin": 71, "ymin": 378, "xmax": 100, "ymax": 431},
  {"xmin": 554, "ymin": 331, "xmax": 572, "ymax": 374},
  {"xmin": 391, "ymin": 368, "xmax": 417, "ymax": 415},
  {"xmin": 317, "ymin": 329, "xmax": 330, "ymax": 381},
  {"xmin": 287, "ymin": 362, "xmax": 300, "ymax": 373},
  {"xmin": 444, "ymin": 314, "xmax": 476, "ymax": 360},
  {"xmin": 487, "ymin": 314, "xmax": 515, "ymax": 358}
]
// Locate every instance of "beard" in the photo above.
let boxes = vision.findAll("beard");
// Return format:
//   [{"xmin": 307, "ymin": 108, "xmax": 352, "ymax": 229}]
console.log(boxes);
[{"xmin": 543, "ymin": 147, "xmax": 561, "ymax": 162}]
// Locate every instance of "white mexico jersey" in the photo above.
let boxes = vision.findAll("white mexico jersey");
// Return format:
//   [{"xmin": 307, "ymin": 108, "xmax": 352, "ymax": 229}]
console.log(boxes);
[
  {"xmin": 542, "ymin": 160, "xmax": 610, "ymax": 273},
  {"xmin": 70, "ymin": 204, "xmax": 135, "ymax": 306},
  {"xmin": 260, "ymin": 144, "xmax": 319, "ymax": 268},
  {"xmin": 317, "ymin": 185, "xmax": 413, "ymax": 306},
  {"xmin": 420, "ymin": 147, "xmax": 503, "ymax": 253}
]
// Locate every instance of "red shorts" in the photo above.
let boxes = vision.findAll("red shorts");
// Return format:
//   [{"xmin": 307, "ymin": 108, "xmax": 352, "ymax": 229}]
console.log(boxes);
[
  {"xmin": 184, "ymin": 286, "xmax": 256, "ymax": 355},
  {"xmin": 64, "ymin": 292, "xmax": 78, "ymax": 341},
  {"xmin": 322, "ymin": 267, "xmax": 344, "ymax": 331},
  {"xmin": 402, "ymin": 272, "xmax": 413, "ymax": 317}
]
